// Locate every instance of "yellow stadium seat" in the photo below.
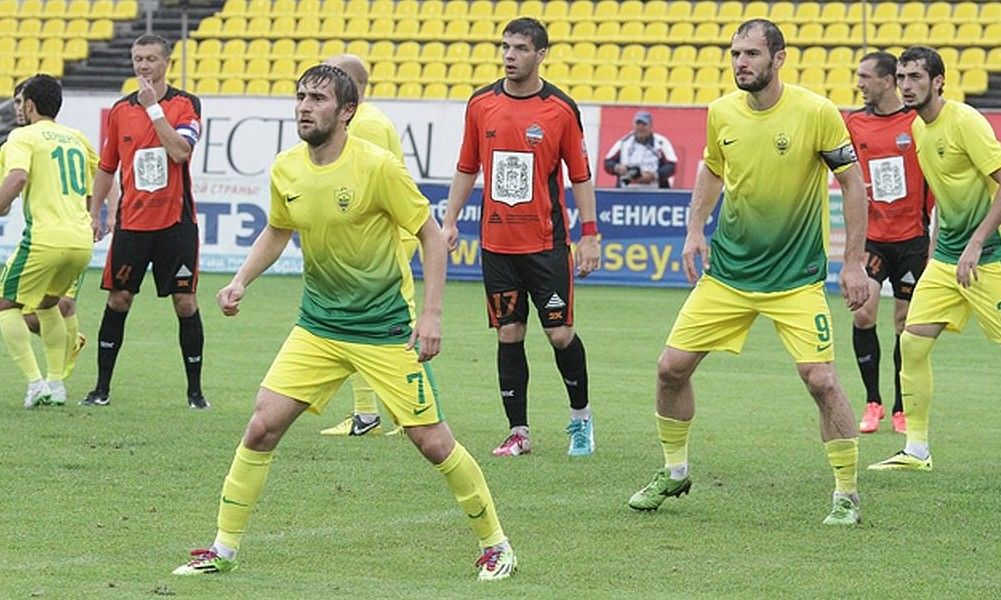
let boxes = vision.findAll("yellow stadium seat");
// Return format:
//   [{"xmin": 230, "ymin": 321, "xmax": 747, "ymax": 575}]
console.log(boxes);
[
  {"xmin": 826, "ymin": 47, "xmax": 853, "ymax": 67},
  {"xmin": 266, "ymin": 38, "xmax": 292, "ymax": 59},
  {"xmin": 692, "ymin": 23, "xmax": 720, "ymax": 45},
  {"xmin": 244, "ymin": 0, "xmax": 268, "ymax": 16},
  {"xmin": 45, "ymin": 0, "xmax": 67, "ymax": 17},
  {"xmin": 371, "ymin": 17, "xmax": 394, "ymax": 39},
  {"xmin": 221, "ymin": 16, "xmax": 246, "ymax": 38},
  {"xmin": 595, "ymin": 43, "xmax": 619, "ymax": 64},
  {"xmin": 793, "ymin": 1, "xmax": 820, "ymax": 23},
  {"xmin": 445, "ymin": 62, "xmax": 471, "ymax": 84},
  {"xmin": 795, "ymin": 23, "xmax": 822, "ymax": 45},
  {"xmin": 271, "ymin": 80, "xmax": 296, "ymax": 96},
  {"xmin": 642, "ymin": 0, "xmax": 667, "ymax": 21},
  {"xmin": 572, "ymin": 42, "xmax": 597, "ymax": 64},
  {"xmin": 568, "ymin": 63, "xmax": 593, "ymax": 85},
  {"xmin": 420, "ymin": 42, "xmax": 446, "ymax": 64},
  {"xmin": 397, "ymin": 82, "xmax": 422, "ymax": 98},
  {"xmin": 417, "ymin": 20, "xmax": 444, "ymax": 42},
  {"xmin": 666, "ymin": 22, "xmax": 694, "ymax": 44},
  {"xmin": 690, "ymin": 0, "xmax": 716, "ymax": 21},
  {"xmin": 570, "ymin": 21, "xmax": 596, "ymax": 42},
  {"xmin": 15, "ymin": 37, "xmax": 40, "ymax": 58},
  {"xmin": 643, "ymin": 87, "xmax": 668, "ymax": 104},
  {"xmin": 694, "ymin": 66, "xmax": 721, "ymax": 89},
  {"xmin": 638, "ymin": 21, "xmax": 665, "ymax": 44},
  {"xmin": 543, "ymin": 0, "xmax": 568, "ymax": 21},
  {"xmin": 741, "ymin": 1, "xmax": 768, "ymax": 19},
  {"xmin": 849, "ymin": 22, "xmax": 873, "ymax": 44},
  {"xmin": 960, "ymin": 69, "xmax": 988, "ymax": 94},
  {"xmin": 472, "ymin": 63, "xmax": 499, "ymax": 82},
  {"xmin": 221, "ymin": 0, "xmax": 246, "ymax": 16},
  {"xmin": 113, "ymin": 0, "xmax": 137, "ymax": 19},
  {"xmin": 120, "ymin": 76, "xmax": 139, "ymax": 94},
  {"xmin": 670, "ymin": 45, "xmax": 696, "ymax": 66},
  {"xmin": 63, "ymin": 36, "xmax": 87, "ymax": 60},
  {"xmin": 220, "ymin": 57, "xmax": 245, "ymax": 77},
  {"xmin": 444, "ymin": 42, "xmax": 471, "ymax": 64},
  {"xmin": 62, "ymin": 17, "xmax": 89, "ymax": 38},
  {"xmin": 246, "ymin": 78, "xmax": 270, "ymax": 95},
  {"xmin": 421, "ymin": 62, "xmax": 446, "ymax": 84},
  {"xmin": 423, "ymin": 82, "xmax": 447, "ymax": 99},
  {"xmin": 618, "ymin": 64, "xmax": 643, "ymax": 86},
  {"xmin": 644, "ymin": 65, "xmax": 668, "ymax": 87},
  {"xmin": 269, "ymin": 16, "xmax": 296, "ymax": 37},
  {"xmin": 694, "ymin": 87, "xmax": 719, "ymax": 104},
  {"xmin": 16, "ymin": 18, "xmax": 41, "ymax": 38},
  {"xmin": 642, "ymin": 45, "xmax": 668, "ymax": 66},
  {"xmin": 617, "ymin": 86, "xmax": 642, "ymax": 103},
  {"xmin": 89, "ymin": 0, "xmax": 112, "ymax": 18},
  {"xmin": 220, "ymin": 78, "xmax": 244, "ymax": 94},
  {"xmin": 443, "ymin": 19, "xmax": 469, "ymax": 41},
  {"xmin": 958, "ymin": 48, "xmax": 986, "ymax": 70},
  {"xmin": 938, "ymin": 47, "xmax": 960, "ymax": 70},
  {"xmin": 982, "ymin": 23, "xmax": 1001, "ymax": 46},
  {"xmin": 567, "ymin": 0, "xmax": 593, "ymax": 21},
  {"xmin": 825, "ymin": 23, "xmax": 851, "ymax": 46},
  {"xmin": 244, "ymin": 57, "xmax": 269, "ymax": 79},
  {"xmin": 369, "ymin": 0, "xmax": 394, "ymax": 17},
  {"xmin": 14, "ymin": 56, "xmax": 40, "ymax": 78},
  {"xmin": 344, "ymin": 17, "xmax": 368, "ymax": 38},
  {"xmin": 716, "ymin": 0, "xmax": 740, "ymax": 21},
  {"xmin": 870, "ymin": 2, "xmax": 897, "ymax": 24},
  {"xmin": 370, "ymin": 81, "xmax": 396, "ymax": 98},
  {"xmin": 193, "ymin": 16, "xmax": 221, "ymax": 39},
  {"xmin": 951, "ymin": 2, "xmax": 978, "ymax": 23},
  {"xmin": 519, "ymin": 0, "xmax": 543, "ymax": 18},
  {"xmin": 195, "ymin": 78, "xmax": 220, "ymax": 95},
  {"xmin": 619, "ymin": 21, "xmax": 643, "ymax": 43},
  {"xmin": 941, "ymin": 87, "xmax": 964, "ymax": 103},
  {"xmin": 296, "ymin": 39, "xmax": 321, "ymax": 61},
  {"xmin": 799, "ymin": 46, "xmax": 826, "ymax": 68},
  {"xmin": 901, "ymin": 23, "xmax": 929, "ymax": 45},
  {"xmin": 665, "ymin": 1, "xmax": 691, "ymax": 22},
  {"xmin": 443, "ymin": 0, "xmax": 468, "ymax": 19},
  {"xmin": 592, "ymin": 85, "xmax": 615, "ymax": 102},
  {"xmin": 195, "ymin": 57, "xmax": 221, "ymax": 78},
  {"xmin": 694, "ymin": 46, "xmax": 723, "ymax": 68},
  {"xmin": 548, "ymin": 42, "xmax": 572, "ymax": 64},
  {"xmin": 986, "ymin": 48, "xmax": 1001, "ymax": 70},
  {"xmin": 668, "ymin": 65, "xmax": 694, "ymax": 88},
  {"xmin": 592, "ymin": 64, "xmax": 616, "ymax": 85},
  {"xmin": 320, "ymin": 39, "xmax": 345, "ymax": 58},
  {"xmin": 271, "ymin": 58, "xmax": 297, "ymax": 81},
  {"xmin": 38, "ymin": 55, "xmax": 63, "ymax": 77},
  {"xmin": 345, "ymin": 40, "xmax": 368, "ymax": 57},
  {"xmin": 416, "ymin": 0, "xmax": 443, "ymax": 18},
  {"xmin": 898, "ymin": 1, "xmax": 925, "ymax": 22},
  {"xmin": 296, "ymin": 0, "xmax": 320, "ymax": 15},
  {"xmin": 568, "ymin": 84, "xmax": 590, "ymax": 102},
  {"xmin": 0, "ymin": 0, "xmax": 15, "ymax": 17},
  {"xmin": 669, "ymin": 87, "xmax": 693, "ymax": 104},
  {"xmin": 88, "ymin": 18, "xmax": 113, "ymax": 39},
  {"xmin": 393, "ymin": 19, "xmax": 419, "ymax": 41},
  {"xmin": 543, "ymin": 62, "xmax": 569, "ymax": 84},
  {"xmin": 827, "ymin": 67, "xmax": 852, "ymax": 90},
  {"xmin": 769, "ymin": 1, "xmax": 794, "ymax": 22},
  {"xmin": 924, "ymin": 1, "xmax": 951, "ymax": 23},
  {"xmin": 493, "ymin": 0, "xmax": 518, "ymax": 23},
  {"xmin": 954, "ymin": 23, "xmax": 982, "ymax": 46},
  {"xmin": 19, "ymin": 0, "xmax": 43, "ymax": 17},
  {"xmin": 470, "ymin": 42, "xmax": 496, "ymax": 65},
  {"xmin": 798, "ymin": 67, "xmax": 825, "ymax": 93},
  {"xmin": 819, "ymin": 2, "xmax": 847, "ymax": 23},
  {"xmin": 395, "ymin": 61, "xmax": 421, "ymax": 83},
  {"xmin": 197, "ymin": 39, "xmax": 222, "ymax": 59},
  {"xmin": 295, "ymin": 58, "xmax": 315, "ymax": 75},
  {"xmin": 872, "ymin": 23, "xmax": 901, "ymax": 47},
  {"xmin": 221, "ymin": 39, "xmax": 246, "ymax": 56},
  {"xmin": 449, "ymin": 83, "xmax": 473, "ymax": 99},
  {"xmin": 829, "ymin": 87, "xmax": 854, "ymax": 108},
  {"xmin": 618, "ymin": 0, "xmax": 642, "ymax": 20},
  {"xmin": 368, "ymin": 40, "xmax": 393, "ymax": 63},
  {"xmin": 469, "ymin": 0, "xmax": 492, "ymax": 20},
  {"xmin": 371, "ymin": 61, "xmax": 395, "ymax": 83},
  {"xmin": 616, "ymin": 43, "xmax": 641, "ymax": 64}
]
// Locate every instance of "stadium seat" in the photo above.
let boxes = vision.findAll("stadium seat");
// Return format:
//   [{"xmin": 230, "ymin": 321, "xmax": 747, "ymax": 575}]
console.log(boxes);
[
  {"xmin": 423, "ymin": 82, "xmax": 448, "ymax": 99},
  {"xmin": 221, "ymin": 0, "xmax": 245, "ymax": 16},
  {"xmin": 470, "ymin": 42, "xmax": 496, "ymax": 65},
  {"xmin": 344, "ymin": 17, "xmax": 368, "ymax": 39},
  {"xmin": 960, "ymin": 69, "xmax": 988, "ymax": 94},
  {"xmin": 421, "ymin": 62, "xmax": 446, "ymax": 85},
  {"xmin": 572, "ymin": 42, "xmax": 597, "ymax": 65},
  {"xmin": 593, "ymin": 64, "xmax": 617, "ymax": 86},
  {"xmin": 395, "ymin": 40, "xmax": 419, "ymax": 63},
  {"xmin": 39, "ymin": 37, "xmax": 63, "ymax": 59},
  {"xmin": 955, "ymin": 23, "xmax": 982, "ymax": 45},
  {"xmin": 444, "ymin": 42, "xmax": 471, "ymax": 64},
  {"xmin": 244, "ymin": 0, "xmax": 269, "ymax": 16},
  {"xmin": 370, "ymin": 81, "xmax": 396, "ymax": 98},
  {"xmin": 797, "ymin": 23, "xmax": 824, "ymax": 45},
  {"xmin": 221, "ymin": 38, "xmax": 246, "ymax": 57},
  {"xmin": 368, "ymin": 40, "xmax": 393, "ymax": 63},
  {"xmin": 19, "ymin": 0, "xmax": 43, "ymax": 17},
  {"xmin": 568, "ymin": 63, "xmax": 593, "ymax": 86},
  {"xmin": 694, "ymin": 87, "xmax": 720, "ymax": 104},
  {"xmin": 420, "ymin": 42, "xmax": 446, "ymax": 64},
  {"xmin": 271, "ymin": 80, "xmax": 295, "ymax": 96},
  {"xmin": 221, "ymin": 57, "xmax": 246, "ymax": 78},
  {"xmin": 669, "ymin": 87, "xmax": 694, "ymax": 104},
  {"xmin": 221, "ymin": 17, "xmax": 246, "ymax": 39},
  {"xmin": 644, "ymin": 65, "xmax": 668, "ymax": 87},
  {"xmin": 320, "ymin": 39, "xmax": 345, "ymax": 58},
  {"xmin": 643, "ymin": 86, "xmax": 668, "ymax": 104},
  {"xmin": 717, "ymin": 1, "xmax": 742, "ymax": 22},
  {"xmin": 783, "ymin": 46, "xmax": 801, "ymax": 69},
  {"xmin": 619, "ymin": 21, "xmax": 644, "ymax": 44},
  {"xmin": 345, "ymin": 40, "xmax": 369, "ymax": 57},
  {"xmin": 246, "ymin": 77, "xmax": 270, "ymax": 95},
  {"xmin": 271, "ymin": 16, "xmax": 296, "ymax": 38},
  {"xmin": 926, "ymin": 2, "xmax": 952, "ymax": 23},
  {"xmin": 113, "ymin": 0, "xmax": 138, "ymax": 19},
  {"xmin": 798, "ymin": 67, "xmax": 825, "ymax": 94},
  {"xmin": 270, "ymin": 38, "xmax": 295, "ymax": 60},
  {"xmin": 195, "ymin": 57, "xmax": 221, "ymax": 78},
  {"xmin": 395, "ymin": 61, "xmax": 421, "ymax": 83},
  {"xmin": 819, "ymin": 2, "xmax": 847, "ymax": 24},
  {"xmin": 296, "ymin": 39, "xmax": 321, "ymax": 61},
  {"xmin": 742, "ymin": 1, "xmax": 769, "ymax": 19},
  {"xmin": 618, "ymin": 0, "xmax": 642, "ymax": 20},
  {"xmin": 89, "ymin": 0, "xmax": 112, "ymax": 18},
  {"xmin": 371, "ymin": 17, "xmax": 394, "ymax": 40},
  {"xmin": 416, "ymin": 0, "xmax": 443, "ymax": 18},
  {"xmin": 0, "ymin": 17, "xmax": 16, "ymax": 38},
  {"xmin": 825, "ymin": 23, "xmax": 851, "ymax": 46},
  {"xmin": 397, "ymin": 82, "xmax": 422, "ymax": 99},
  {"xmin": 271, "ymin": 58, "xmax": 296, "ymax": 81},
  {"xmin": 986, "ymin": 48, "xmax": 1001, "ymax": 70},
  {"xmin": 370, "ymin": 61, "xmax": 395, "ymax": 83},
  {"xmin": 197, "ymin": 38, "xmax": 222, "ymax": 59},
  {"xmin": 445, "ymin": 62, "xmax": 472, "ymax": 84},
  {"xmin": 942, "ymin": 87, "xmax": 964, "ymax": 103},
  {"xmin": 343, "ymin": 0, "xmax": 368, "ymax": 17},
  {"xmin": 393, "ymin": 19, "xmax": 419, "ymax": 42},
  {"xmin": 15, "ymin": 38, "xmax": 40, "ymax": 58},
  {"xmin": 469, "ymin": 0, "xmax": 493, "ymax": 21},
  {"xmin": 829, "ymin": 87, "xmax": 855, "ymax": 108},
  {"xmin": 543, "ymin": 62, "xmax": 570, "ymax": 84},
  {"xmin": 369, "ymin": 0, "xmax": 394, "ymax": 18},
  {"xmin": 89, "ymin": 18, "xmax": 113, "ymax": 39},
  {"xmin": 958, "ymin": 47, "xmax": 986, "ymax": 70},
  {"xmin": 799, "ymin": 47, "xmax": 825, "ymax": 68},
  {"xmin": 668, "ymin": 65, "xmax": 694, "ymax": 88},
  {"xmin": 194, "ymin": 16, "xmax": 222, "ymax": 39},
  {"xmin": 665, "ymin": 1, "xmax": 691, "ymax": 22},
  {"xmin": 295, "ymin": 0, "xmax": 321, "ymax": 16},
  {"xmin": 898, "ymin": 1, "xmax": 925, "ymax": 22},
  {"xmin": 493, "ymin": 0, "xmax": 518, "ymax": 23},
  {"xmin": 449, "ymin": 83, "xmax": 473, "ymax": 99},
  {"xmin": 17, "ymin": 18, "xmax": 42, "ymax": 38},
  {"xmin": 793, "ymin": 1, "xmax": 820, "ymax": 23},
  {"xmin": 220, "ymin": 78, "xmax": 244, "ymax": 94},
  {"xmin": 617, "ymin": 86, "xmax": 642, "ymax": 104},
  {"xmin": 827, "ymin": 47, "xmax": 853, "ymax": 68},
  {"xmin": 195, "ymin": 78, "xmax": 220, "ymax": 95},
  {"xmin": 827, "ymin": 67, "xmax": 852, "ymax": 91},
  {"xmin": 569, "ymin": 21, "xmax": 593, "ymax": 42},
  {"xmin": 244, "ymin": 57, "xmax": 271, "ymax": 80},
  {"xmin": 120, "ymin": 76, "xmax": 138, "ymax": 94},
  {"xmin": 690, "ymin": 1, "xmax": 716, "ymax": 21},
  {"xmin": 466, "ymin": 20, "xmax": 496, "ymax": 42},
  {"xmin": 769, "ymin": 1, "xmax": 794, "ymax": 22},
  {"xmin": 870, "ymin": 2, "xmax": 897, "ymax": 23},
  {"xmin": 595, "ymin": 43, "xmax": 620, "ymax": 65},
  {"xmin": 569, "ymin": 0, "xmax": 594, "ymax": 21},
  {"xmin": 472, "ymin": 62, "xmax": 499, "ymax": 83},
  {"xmin": 642, "ymin": 21, "xmax": 668, "ymax": 44},
  {"xmin": 670, "ymin": 45, "xmax": 696, "ymax": 67},
  {"xmin": 569, "ymin": 84, "xmax": 591, "ymax": 102},
  {"xmin": 443, "ymin": 0, "xmax": 468, "ymax": 20},
  {"xmin": 982, "ymin": 24, "xmax": 1001, "ymax": 48},
  {"xmin": 592, "ymin": 85, "xmax": 616, "ymax": 103},
  {"xmin": 0, "ymin": 0, "xmax": 16, "ymax": 16},
  {"xmin": 417, "ymin": 20, "xmax": 445, "ymax": 42},
  {"xmin": 694, "ymin": 67, "xmax": 721, "ymax": 90},
  {"xmin": 45, "ymin": 0, "xmax": 68, "ymax": 18},
  {"xmin": 951, "ymin": 2, "xmax": 979, "ymax": 23},
  {"xmin": 694, "ymin": 46, "xmax": 723, "ymax": 68},
  {"xmin": 873, "ymin": 23, "xmax": 902, "ymax": 47},
  {"xmin": 902, "ymin": 23, "xmax": 929, "ymax": 46},
  {"xmin": 544, "ymin": 0, "xmax": 569, "ymax": 21},
  {"xmin": 691, "ymin": 23, "xmax": 721, "ymax": 45},
  {"xmin": 643, "ymin": 45, "xmax": 669, "ymax": 66}
]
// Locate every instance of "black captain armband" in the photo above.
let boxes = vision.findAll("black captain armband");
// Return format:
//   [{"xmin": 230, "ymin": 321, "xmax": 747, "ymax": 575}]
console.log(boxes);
[{"xmin": 820, "ymin": 144, "xmax": 858, "ymax": 170}]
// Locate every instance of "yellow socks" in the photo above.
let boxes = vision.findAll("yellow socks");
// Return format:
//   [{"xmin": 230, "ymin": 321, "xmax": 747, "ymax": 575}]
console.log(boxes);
[
  {"xmin": 35, "ymin": 306, "xmax": 67, "ymax": 381},
  {"xmin": 351, "ymin": 375, "xmax": 379, "ymax": 415},
  {"xmin": 656, "ymin": 414, "xmax": 692, "ymax": 476},
  {"xmin": 215, "ymin": 443, "xmax": 274, "ymax": 551},
  {"xmin": 435, "ymin": 443, "xmax": 506, "ymax": 548},
  {"xmin": 0, "ymin": 308, "xmax": 41, "ymax": 381},
  {"xmin": 824, "ymin": 438, "xmax": 859, "ymax": 495},
  {"xmin": 900, "ymin": 331, "xmax": 934, "ymax": 445}
]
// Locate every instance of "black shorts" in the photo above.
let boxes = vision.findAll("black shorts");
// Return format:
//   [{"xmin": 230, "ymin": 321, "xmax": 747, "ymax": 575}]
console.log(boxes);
[
  {"xmin": 481, "ymin": 246, "xmax": 574, "ymax": 329},
  {"xmin": 101, "ymin": 222, "xmax": 200, "ymax": 296},
  {"xmin": 864, "ymin": 236, "xmax": 929, "ymax": 301}
]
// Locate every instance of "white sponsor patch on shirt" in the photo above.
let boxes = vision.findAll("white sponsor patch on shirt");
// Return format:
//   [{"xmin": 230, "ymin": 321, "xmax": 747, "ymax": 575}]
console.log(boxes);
[
  {"xmin": 490, "ymin": 150, "xmax": 534, "ymax": 206},
  {"xmin": 133, "ymin": 147, "xmax": 168, "ymax": 193},
  {"xmin": 869, "ymin": 155, "xmax": 906, "ymax": 203}
]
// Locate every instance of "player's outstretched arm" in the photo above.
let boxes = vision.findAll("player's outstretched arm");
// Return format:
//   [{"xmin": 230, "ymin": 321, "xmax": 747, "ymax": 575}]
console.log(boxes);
[
  {"xmin": 442, "ymin": 170, "xmax": 477, "ymax": 251},
  {"xmin": 835, "ymin": 163, "xmax": 869, "ymax": 309},
  {"xmin": 957, "ymin": 169, "xmax": 1001, "ymax": 287},
  {"xmin": 0, "ymin": 168, "xmax": 27, "ymax": 216},
  {"xmin": 409, "ymin": 216, "xmax": 445, "ymax": 361},
  {"xmin": 683, "ymin": 164, "xmax": 724, "ymax": 284},
  {"xmin": 570, "ymin": 179, "xmax": 601, "ymax": 277},
  {"xmin": 217, "ymin": 225, "xmax": 293, "ymax": 317}
]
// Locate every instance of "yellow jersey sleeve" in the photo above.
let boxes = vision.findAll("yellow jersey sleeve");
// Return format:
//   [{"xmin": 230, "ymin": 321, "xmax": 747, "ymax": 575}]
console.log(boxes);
[
  {"xmin": 958, "ymin": 108, "xmax": 1001, "ymax": 179},
  {"xmin": 268, "ymin": 162, "xmax": 295, "ymax": 230},
  {"xmin": 702, "ymin": 104, "xmax": 723, "ymax": 176},
  {"xmin": 4, "ymin": 128, "xmax": 33, "ymax": 174},
  {"xmin": 816, "ymin": 100, "xmax": 854, "ymax": 174},
  {"xmin": 376, "ymin": 155, "xmax": 430, "ymax": 236}
]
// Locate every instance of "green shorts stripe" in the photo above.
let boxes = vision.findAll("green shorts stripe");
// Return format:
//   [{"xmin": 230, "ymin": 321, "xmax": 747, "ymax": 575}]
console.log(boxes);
[{"xmin": 3, "ymin": 241, "xmax": 32, "ymax": 300}]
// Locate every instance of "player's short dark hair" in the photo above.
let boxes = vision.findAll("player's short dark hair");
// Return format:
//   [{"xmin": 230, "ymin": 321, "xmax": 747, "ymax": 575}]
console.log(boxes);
[
  {"xmin": 861, "ymin": 51, "xmax": 897, "ymax": 78},
  {"xmin": 503, "ymin": 17, "xmax": 549, "ymax": 50},
  {"xmin": 132, "ymin": 33, "xmax": 172, "ymax": 58},
  {"xmin": 21, "ymin": 74, "xmax": 62, "ymax": 118},
  {"xmin": 899, "ymin": 46, "xmax": 946, "ymax": 82},
  {"xmin": 13, "ymin": 77, "xmax": 30, "ymax": 97},
  {"xmin": 296, "ymin": 64, "xmax": 359, "ymax": 116},
  {"xmin": 734, "ymin": 19, "xmax": 785, "ymax": 58}
]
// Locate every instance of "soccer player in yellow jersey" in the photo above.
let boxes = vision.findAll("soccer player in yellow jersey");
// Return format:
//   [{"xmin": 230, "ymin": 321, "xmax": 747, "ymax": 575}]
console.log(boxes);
[
  {"xmin": 0, "ymin": 75, "xmax": 96, "ymax": 407},
  {"xmin": 869, "ymin": 47, "xmax": 1001, "ymax": 472},
  {"xmin": 172, "ymin": 65, "xmax": 516, "ymax": 581},
  {"xmin": 319, "ymin": 53, "xmax": 409, "ymax": 437},
  {"xmin": 627, "ymin": 20, "xmax": 870, "ymax": 525}
]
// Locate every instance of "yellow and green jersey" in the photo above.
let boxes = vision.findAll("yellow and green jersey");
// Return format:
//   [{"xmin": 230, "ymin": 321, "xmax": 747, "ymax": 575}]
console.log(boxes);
[
  {"xmin": 3, "ymin": 120, "xmax": 96, "ymax": 250},
  {"xmin": 269, "ymin": 135, "xmax": 430, "ymax": 344},
  {"xmin": 914, "ymin": 101, "xmax": 1001, "ymax": 264},
  {"xmin": 703, "ymin": 84, "xmax": 853, "ymax": 292},
  {"xmin": 351, "ymin": 102, "xmax": 403, "ymax": 161}
]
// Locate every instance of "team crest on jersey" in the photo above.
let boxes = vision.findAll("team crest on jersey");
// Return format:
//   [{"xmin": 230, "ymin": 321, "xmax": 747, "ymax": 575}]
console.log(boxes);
[
  {"xmin": 133, "ymin": 147, "xmax": 168, "ymax": 192},
  {"xmin": 895, "ymin": 132, "xmax": 912, "ymax": 150},
  {"xmin": 335, "ymin": 187, "xmax": 354, "ymax": 212},
  {"xmin": 936, "ymin": 137, "xmax": 946, "ymax": 157},
  {"xmin": 773, "ymin": 132, "xmax": 790, "ymax": 155},
  {"xmin": 525, "ymin": 123, "xmax": 544, "ymax": 146}
]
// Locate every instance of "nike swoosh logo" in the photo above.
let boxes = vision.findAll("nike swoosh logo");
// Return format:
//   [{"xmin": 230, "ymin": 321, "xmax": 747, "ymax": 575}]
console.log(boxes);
[
  {"xmin": 221, "ymin": 495, "xmax": 249, "ymax": 507},
  {"xmin": 286, "ymin": 194, "xmax": 301, "ymax": 202},
  {"xmin": 723, "ymin": 138, "xmax": 737, "ymax": 145},
  {"xmin": 413, "ymin": 405, "xmax": 432, "ymax": 416},
  {"xmin": 816, "ymin": 343, "xmax": 832, "ymax": 352},
  {"xmin": 466, "ymin": 506, "xmax": 486, "ymax": 519}
]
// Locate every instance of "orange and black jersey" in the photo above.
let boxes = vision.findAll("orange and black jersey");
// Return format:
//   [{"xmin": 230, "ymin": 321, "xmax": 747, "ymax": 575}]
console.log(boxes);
[
  {"xmin": 845, "ymin": 106, "xmax": 934, "ymax": 243},
  {"xmin": 100, "ymin": 86, "xmax": 201, "ymax": 232},
  {"xmin": 457, "ymin": 79, "xmax": 591, "ymax": 254}
]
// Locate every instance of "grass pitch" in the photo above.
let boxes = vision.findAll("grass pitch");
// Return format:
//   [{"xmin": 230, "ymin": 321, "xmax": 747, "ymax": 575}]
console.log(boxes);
[{"xmin": 2, "ymin": 272, "xmax": 999, "ymax": 599}]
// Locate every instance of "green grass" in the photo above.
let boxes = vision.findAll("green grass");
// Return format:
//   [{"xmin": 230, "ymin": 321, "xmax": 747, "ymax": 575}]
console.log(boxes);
[{"xmin": 2, "ymin": 272, "xmax": 1000, "ymax": 599}]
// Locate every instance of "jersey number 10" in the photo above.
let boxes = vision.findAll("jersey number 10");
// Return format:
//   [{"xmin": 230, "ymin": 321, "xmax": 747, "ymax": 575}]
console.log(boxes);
[{"xmin": 51, "ymin": 145, "xmax": 87, "ymax": 196}]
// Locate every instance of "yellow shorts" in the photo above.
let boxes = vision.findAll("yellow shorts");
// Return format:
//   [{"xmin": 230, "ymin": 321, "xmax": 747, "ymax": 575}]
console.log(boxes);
[
  {"xmin": 261, "ymin": 325, "xmax": 443, "ymax": 426},
  {"xmin": 905, "ymin": 258, "xmax": 1001, "ymax": 342},
  {"xmin": 21, "ymin": 270, "xmax": 83, "ymax": 316},
  {"xmin": 1, "ymin": 245, "xmax": 90, "ymax": 310},
  {"xmin": 667, "ymin": 276, "xmax": 835, "ymax": 363}
]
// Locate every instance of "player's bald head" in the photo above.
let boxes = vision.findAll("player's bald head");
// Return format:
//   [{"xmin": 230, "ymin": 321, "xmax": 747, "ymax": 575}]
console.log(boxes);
[{"xmin": 324, "ymin": 54, "xmax": 368, "ymax": 100}]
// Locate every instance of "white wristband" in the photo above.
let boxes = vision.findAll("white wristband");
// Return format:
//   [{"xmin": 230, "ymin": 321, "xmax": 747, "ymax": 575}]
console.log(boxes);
[{"xmin": 146, "ymin": 103, "xmax": 165, "ymax": 121}]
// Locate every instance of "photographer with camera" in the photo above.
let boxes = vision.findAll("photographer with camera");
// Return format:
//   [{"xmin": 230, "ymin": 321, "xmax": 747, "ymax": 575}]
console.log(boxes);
[{"xmin": 603, "ymin": 111, "xmax": 678, "ymax": 189}]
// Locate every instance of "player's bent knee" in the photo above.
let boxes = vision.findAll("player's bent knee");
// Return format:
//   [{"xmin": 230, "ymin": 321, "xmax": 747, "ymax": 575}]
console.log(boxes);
[
  {"xmin": 406, "ymin": 422, "xmax": 455, "ymax": 463},
  {"xmin": 657, "ymin": 348, "xmax": 698, "ymax": 385},
  {"xmin": 798, "ymin": 363, "xmax": 839, "ymax": 397},
  {"xmin": 543, "ymin": 325, "xmax": 575, "ymax": 348}
]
